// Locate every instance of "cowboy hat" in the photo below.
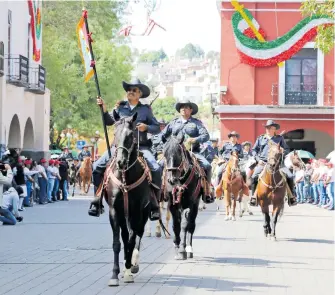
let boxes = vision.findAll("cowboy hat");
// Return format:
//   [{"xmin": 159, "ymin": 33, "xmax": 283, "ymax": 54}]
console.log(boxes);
[
  {"xmin": 158, "ymin": 119, "xmax": 167, "ymax": 125},
  {"xmin": 122, "ymin": 78, "xmax": 150, "ymax": 99},
  {"xmin": 264, "ymin": 120, "xmax": 280, "ymax": 130},
  {"xmin": 228, "ymin": 131, "xmax": 240, "ymax": 139},
  {"xmin": 175, "ymin": 99, "xmax": 198, "ymax": 115},
  {"xmin": 210, "ymin": 138, "xmax": 218, "ymax": 142},
  {"xmin": 242, "ymin": 141, "xmax": 252, "ymax": 147}
]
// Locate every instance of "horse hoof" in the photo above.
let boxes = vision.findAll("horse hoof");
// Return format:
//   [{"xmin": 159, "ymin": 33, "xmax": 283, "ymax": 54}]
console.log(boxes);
[
  {"xmin": 231, "ymin": 216, "xmax": 236, "ymax": 221},
  {"xmin": 203, "ymin": 205, "xmax": 207, "ymax": 210},
  {"xmin": 187, "ymin": 252, "xmax": 194, "ymax": 259},
  {"xmin": 175, "ymin": 252, "xmax": 187, "ymax": 260},
  {"xmin": 131, "ymin": 265, "xmax": 139, "ymax": 274},
  {"xmin": 242, "ymin": 210, "xmax": 245, "ymax": 214},
  {"xmin": 248, "ymin": 211, "xmax": 253, "ymax": 215},
  {"xmin": 217, "ymin": 206, "xmax": 220, "ymax": 211},
  {"xmin": 239, "ymin": 213, "xmax": 243, "ymax": 218},
  {"xmin": 224, "ymin": 216, "xmax": 229, "ymax": 221},
  {"xmin": 108, "ymin": 278, "xmax": 119, "ymax": 287},
  {"xmin": 155, "ymin": 232, "xmax": 162, "ymax": 238},
  {"xmin": 131, "ymin": 249, "xmax": 139, "ymax": 268},
  {"xmin": 123, "ymin": 269, "xmax": 134, "ymax": 283}
]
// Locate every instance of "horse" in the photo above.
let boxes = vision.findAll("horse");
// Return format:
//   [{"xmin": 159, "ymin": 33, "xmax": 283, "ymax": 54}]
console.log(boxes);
[
  {"xmin": 215, "ymin": 151, "xmax": 249, "ymax": 221},
  {"xmin": 162, "ymin": 133, "xmax": 203, "ymax": 260},
  {"xmin": 145, "ymin": 201, "xmax": 171, "ymax": 238},
  {"xmin": 79, "ymin": 157, "xmax": 92, "ymax": 195},
  {"xmin": 255, "ymin": 142, "xmax": 286, "ymax": 240},
  {"xmin": 101, "ymin": 113, "xmax": 164, "ymax": 286}
]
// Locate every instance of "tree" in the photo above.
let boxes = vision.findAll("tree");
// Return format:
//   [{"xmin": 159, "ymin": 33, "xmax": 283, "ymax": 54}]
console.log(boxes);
[
  {"xmin": 206, "ymin": 50, "xmax": 220, "ymax": 61},
  {"xmin": 301, "ymin": 0, "xmax": 334, "ymax": 53},
  {"xmin": 43, "ymin": 1, "xmax": 132, "ymax": 149},
  {"xmin": 138, "ymin": 48, "xmax": 167, "ymax": 64},
  {"xmin": 151, "ymin": 97, "xmax": 177, "ymax": 122},
  {"xmin": 178, "ymin": 43, "xmax": 205, "ymax": 60}
]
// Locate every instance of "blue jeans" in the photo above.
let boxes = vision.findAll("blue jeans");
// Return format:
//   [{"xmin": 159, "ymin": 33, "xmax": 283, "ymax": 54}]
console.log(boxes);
[
  {"xmin": 38, "ymin": 178, "xmax": 48, "ymax": 203},
  {"xmin": 61, "ymin": 180, "xmax": 68, "ymax": 200},
  {"xmin": 326, "ymin": 182, "xmax": 334, "ymax": 209},
  {"xmin": 311, "ymin": 183, "xmax": 319, "ymax": 204},
  {"xmin": 296, "ymin": 181, "xmax": 305, "ymax": 202},
  {"xmin": 47, "ymin": 178, "xmax": 55, "ymax": 201},
  {"xmin": 0, "ymin": 207, "xmax": 16, "ymax": 225},
  {"xmin": 303, "ymin": 183, "xmax": 311, "ymax": 201},
  {"xmin": 318, "ymin": 181, "xmax": 327, "ymax": 205},
  {"xmin": 53, "ymin": 179, "xmax": 60, "ymax": 199},
  {"xmin": 24, "ymin": 180, "xmax": 33, "ymax": 206}
]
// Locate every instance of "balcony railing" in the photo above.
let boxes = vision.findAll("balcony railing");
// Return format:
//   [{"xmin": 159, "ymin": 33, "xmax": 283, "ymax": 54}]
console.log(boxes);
[
  {"xmin": 271, "ymin": 83, "xmax": 333, "ymax": 106},
  {"xmin": 28, "ymin": 64, "xmax": 46, "ymax": 94},
  {"xmin": 5, "ymin": 54, "xmax": 29, "ymax": 87}
]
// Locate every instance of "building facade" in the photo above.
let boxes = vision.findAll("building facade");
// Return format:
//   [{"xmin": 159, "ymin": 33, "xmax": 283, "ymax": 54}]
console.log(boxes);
[
  {"xmin": 216, "ymin": 0, "xmax": 334, "ymax": 158},
  {"xmin": 0, "ymin": 0, "xmax": 50, "ymax": 159}
]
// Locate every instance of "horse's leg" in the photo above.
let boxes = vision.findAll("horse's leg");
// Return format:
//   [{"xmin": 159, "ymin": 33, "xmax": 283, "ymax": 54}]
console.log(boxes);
[
  {"xmin": 262, "ymin": 206, "xmax": 271, "ymax": 238},
  {"xmin": 170, "ymin": 205, "xmax": 183, "ymax": 260},
  {"xmin": 145, "ymin": 221, "xmax": 151, "ymax": 237},
  {"xmin": 165, "ymin": 205, "xmax": 171, "ymax": 239},
  {"xmin": 224, "ymin": 189, "xmax": 230, "ymax": 221},
  {"xmin": 123, "ymin": 218, "xmax": 135, "ymax": 283},
  {"xmin": 108, "ymin": 208, "xmax": 121, "ymax": 287},
  {"xmin": 177, "ymin": 208, "xmax": 189, "ymax": 260},
  {"xmin": 231, "ymin": 193, "xmax": 237, "ymax": 221},
  {"xmin": 155, "ymin": 219, "xmax": 161, "ymax": 238},
  {"xmin": 271, "ymin": 204, "xmax": 282, "ymax": 241},
  {"xmin": 186, "ymin": 203, "xmax": 199, "ymax": 258}
]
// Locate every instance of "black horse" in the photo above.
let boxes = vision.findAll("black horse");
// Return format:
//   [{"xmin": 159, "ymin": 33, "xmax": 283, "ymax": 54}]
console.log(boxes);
[
  {"xmin": 102, "ymin": 113, "xmax": 154, "ymax": 286},
  {"xmin": 162, "ymin": 133, "xmax": 202, "ymax": 260}
]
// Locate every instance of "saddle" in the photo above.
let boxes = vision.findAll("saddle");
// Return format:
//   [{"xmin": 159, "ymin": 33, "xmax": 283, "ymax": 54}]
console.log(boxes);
[{"xmin": 190, "ymin": 154, "xmax": 210, "ymax": 197}]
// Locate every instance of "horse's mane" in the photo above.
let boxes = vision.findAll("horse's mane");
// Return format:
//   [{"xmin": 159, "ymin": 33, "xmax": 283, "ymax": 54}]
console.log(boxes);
[{"xmin": 163, "ymin": 136, "xmax": 181, "ymax": 157}]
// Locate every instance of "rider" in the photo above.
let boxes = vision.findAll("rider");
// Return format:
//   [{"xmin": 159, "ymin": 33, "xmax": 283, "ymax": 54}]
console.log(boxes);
[
  {"xmin": 159, "ymin": 99, "xmax": 214, "ymax": 204},
  {"xmin": 249, "ymin": 120, "xmax": 298, "ymax": 207},
  {"xmin": 200, "ymin": 140, "xmax": 217, "ymax": 164},
  {"xmin": 242, "ymin": 141, "xmax": 253, "ymax": 160},
  {"xmin": 216, "ymin": 131, "xmax": 243, "ymax": 185},
  {"xmin": 60, "ymin": 147, "xmax": 73, "ymax": 160},
  {"xmin": 76, "ymin": 145, "xmax": 92, "ymax": 176},
  {"xmin": 88, "ymin": 78, "xmax": 162, "ymax": 220},
  {"xmin": 151, "ymin": 119, "xmax": 168, "ymax": 160},
  {"xmin": 211, "ymin": 138, "xmax": 219, "ymax": 157}
]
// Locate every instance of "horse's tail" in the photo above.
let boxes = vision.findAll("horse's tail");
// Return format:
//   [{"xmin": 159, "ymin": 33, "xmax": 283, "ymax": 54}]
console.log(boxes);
[{"xmin": 159, "ymin": 219, "xmax": 170, "ymax": 237}]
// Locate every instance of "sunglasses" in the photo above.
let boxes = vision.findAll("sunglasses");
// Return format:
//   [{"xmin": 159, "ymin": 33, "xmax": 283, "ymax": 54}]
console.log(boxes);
[{"xmin": 128, "ymin": 88, "xmax": 139, "ymax": 93}]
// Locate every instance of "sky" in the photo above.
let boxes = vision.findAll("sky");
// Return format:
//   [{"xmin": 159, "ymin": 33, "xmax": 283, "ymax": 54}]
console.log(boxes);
[{"xmin": 125, "ymin": 0, "xmax": 221, "ymax": 55}]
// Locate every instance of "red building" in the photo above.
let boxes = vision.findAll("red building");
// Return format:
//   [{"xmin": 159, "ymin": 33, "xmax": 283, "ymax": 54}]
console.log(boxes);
[{"xmin": 216, "ymin": 0, "xmax": 334, "ymax": 158}]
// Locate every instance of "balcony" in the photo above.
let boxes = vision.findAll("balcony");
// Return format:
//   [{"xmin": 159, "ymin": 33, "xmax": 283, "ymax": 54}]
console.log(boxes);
[
  {"xmin": 5, "ymin": 54, "xmax": 29, "ymax": 87},
  {"xmin": 28, "ymin": 64, "xmax": 46, "ymax": 94},
  {"xmin": 271, "ymin": 83, "xmax": 333, "ymax": 106}
]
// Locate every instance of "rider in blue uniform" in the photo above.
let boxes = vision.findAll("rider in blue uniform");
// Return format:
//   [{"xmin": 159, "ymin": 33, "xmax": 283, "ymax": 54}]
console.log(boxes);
[
  {"xmin": 59, "ymin": 147, "xmax": 73, "ymax": 160},
  {"xmin": 216, "ymin": 131, "xmax": 243, "ymax": 184},
  {"xmin": 249, "ymin": 120, "xmax": 297, "ymax": 207},
  {"xmin": 200, "ymin": 140, "xmax": 217, "ymax": 164},
  {"xmin": 159, "ymin": 99, "xmax": 214, "ymax": 203},
  {"xmin": 241, "ymin": 141, "xmax": 253, "ymax": 160},
  {"xmin": 151, "ymin": 119, "xmax": 167, "ymax": 159},
  {"xmin": 88, "ymin": 78, "xmax": 162, "ymax": 220},
  {"xmin": 76, "ymin": 145, "xmax": 92, "ymax": 176},
  {"xmin": 211, "ymin": 138, "xmax": 219, "ymax": 158}
]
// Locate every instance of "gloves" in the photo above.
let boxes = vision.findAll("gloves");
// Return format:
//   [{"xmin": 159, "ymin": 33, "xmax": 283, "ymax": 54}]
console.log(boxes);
[{"xmin": 16, "ymin": 216, "xmax": 23, "ymax": 222}]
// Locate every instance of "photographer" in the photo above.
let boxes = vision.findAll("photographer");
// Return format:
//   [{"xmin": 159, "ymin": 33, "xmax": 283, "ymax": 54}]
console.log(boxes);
[{"xmin": 0, "ymin": 163, "xmax": 23, "ymax": 225}]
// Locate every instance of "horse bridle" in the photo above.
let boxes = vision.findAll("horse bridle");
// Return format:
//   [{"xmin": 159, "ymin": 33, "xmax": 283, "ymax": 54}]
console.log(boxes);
[{"xmin": 165, "ymin": 144, "xmax": 190, "ymax": 178}]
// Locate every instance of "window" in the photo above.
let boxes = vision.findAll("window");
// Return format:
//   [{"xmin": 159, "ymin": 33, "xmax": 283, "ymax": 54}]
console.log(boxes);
[{"xmin": 285, "ymin": 48, "xmax": 317, "ymax": 105}]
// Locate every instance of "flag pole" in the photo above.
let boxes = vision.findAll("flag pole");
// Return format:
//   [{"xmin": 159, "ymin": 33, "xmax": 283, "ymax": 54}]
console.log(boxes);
[{"xmin": 82, "ymin": 9, "xmax": 112, "ymax": 158}]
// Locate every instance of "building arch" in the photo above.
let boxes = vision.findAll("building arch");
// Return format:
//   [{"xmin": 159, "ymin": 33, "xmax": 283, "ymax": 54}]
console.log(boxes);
[
  {"xmin": 7, "ymin": 114, "xmax": 21, "ymax": 148},
  {"xmin": 23, "ymin": 117, "xmax": 34, "ymax": 150}
]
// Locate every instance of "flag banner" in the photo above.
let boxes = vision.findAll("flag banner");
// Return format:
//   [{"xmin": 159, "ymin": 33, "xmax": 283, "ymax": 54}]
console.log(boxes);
[{"xmin": 76, "ymin": 16, "xmax": 94, "ymax": 82}]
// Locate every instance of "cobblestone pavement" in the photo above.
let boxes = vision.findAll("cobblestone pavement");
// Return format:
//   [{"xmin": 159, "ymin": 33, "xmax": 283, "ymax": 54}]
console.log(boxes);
[{"xmin": 0, "ymin": 196, "xmax": 333, "ymax": 295}]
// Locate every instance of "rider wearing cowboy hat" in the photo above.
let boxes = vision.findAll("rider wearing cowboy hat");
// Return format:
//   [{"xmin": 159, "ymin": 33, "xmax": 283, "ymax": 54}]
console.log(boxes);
[
  {"xmin": 151, "ymin": 119, "xmax": 168, "ymax": 160},
  {"xmin": 60, "ymin": 147, "xmax": 73, "ymax": 160},
  {"xmin": 215, "ymin": 131, "xmax": 243, "ymax": 185},
  {"xmin": 88, "ymin": 78, "xmax": 162, "ymax": 220},
  {"xmin": 242, "ymin": 141, "xmax": 253, "ymax": 160},
  {"xmin": 250, "ymin": 120, "xmax": 297, "ymax": 207},
  {"xmin": 159, "ymin": 99, "xmax": 214, "ymax": 204}
]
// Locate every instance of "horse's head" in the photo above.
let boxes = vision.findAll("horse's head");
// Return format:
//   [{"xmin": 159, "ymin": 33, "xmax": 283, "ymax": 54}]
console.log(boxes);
[
  {"xmin": 83, "ymin": 157, "xmax": 91, "ymax": 166},
  {"xmin": 163, "ymin": 132, "xmax": 186, "ymax": 185},
  {"xmin": 267, "ymin": 142, "xmax": 283, "ymax": 170},
  {"xmin": 290, "ymin": 150, "xmax": 304, "ymax": 169},
  {"xmin": 114, "ymin": 113, "xmax": 137, "ymax": 170},
  {"xmin": 228, "ymin": 151, "xmax": 239, "ymax": 170}
]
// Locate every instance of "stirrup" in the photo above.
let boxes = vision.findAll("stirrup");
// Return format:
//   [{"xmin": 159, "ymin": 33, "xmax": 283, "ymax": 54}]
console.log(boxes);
[
  {"xmin": 88, "ymin": 202, "xmax": 104, "ymax": 217},
  {"xmin": 149, "ymin": 209, "xmax": 160, "ymax": 221},
  {"xmin": 249, "ymin": 197, "xmax": 257, "ymax": 207},
  {"xmin": 288, "ymin": 197, "xmax": 297, "ymax": 207}
]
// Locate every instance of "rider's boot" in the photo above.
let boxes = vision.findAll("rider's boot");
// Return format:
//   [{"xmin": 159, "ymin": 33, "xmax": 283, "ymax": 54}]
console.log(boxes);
[
  {"xmin": 88, "ymin": 170, "xmax": 105, "ymax": 217},
  {"xmin": 286, "ymin": 177, "xmax": 298, "ymax": 206},
  {"xmin": 203, "ymin": 169, "xmax": 215, "ymax": 204},
  {"xmin": 249, "ymin": 179, "xmax": 258, "ymax": 207},
  {"xmin": 150, "ymin": 171, "xmax": 162, "ymax": 221}
]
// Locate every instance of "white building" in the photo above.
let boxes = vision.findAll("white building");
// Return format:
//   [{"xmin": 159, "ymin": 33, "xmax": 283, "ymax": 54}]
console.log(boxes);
[
  {"xmin": 0, "ymin": 0, "xmax": 50, "ymax": 158},
  {"xmin": 173, "ymin": 81, "xmax": 205, "ymax": 104}
]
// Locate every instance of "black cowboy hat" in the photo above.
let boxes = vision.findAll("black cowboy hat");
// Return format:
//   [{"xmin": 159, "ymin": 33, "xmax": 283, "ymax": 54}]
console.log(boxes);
[
  {"xmin": 175, "ymin": 99, "xmax": 198, "ymax": 115},
  {"xmin": 210, "ymin": 138, "xmax": 218, "ymax": 142},
  {"xmin": 122, "ymin": 78, "xmax": 150, "ymax": 99},
  {"xmin": 264, "ymin": 119, "xmax": 280, "ymax": 130},
  {"xmin": 242, "ymin": 141, "xmax": 252, "ymax": 147},
  {"xmin": 228, "ymin": 131, "xmax": 240, "ymax": 139}
]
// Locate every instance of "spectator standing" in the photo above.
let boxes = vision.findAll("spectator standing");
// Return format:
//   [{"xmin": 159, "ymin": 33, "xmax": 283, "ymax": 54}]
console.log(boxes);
[
  {"xmin": 317, "ymin": 159, "xmax": 328, "ymax": 207},
  {"xmin": 303, "ymin": 164, "xmax": 313, "ymax": 203},
  {"xmin": 52, "ymin": 160, "xmax": 61, "ymax": 201},
  {"xmin": 36, "ymin": 159, "xmax": 48, "ymax": 204},
  {"xmin": 59, "ymin": 158, "xmax": 69, "ymax": 201},
  {"xmin": 13, "ymin": 161, "xmax": 27, "ymax": 211},
  {"xmin": 294, "ymin": 166, "xmax": 305, "ymax": 203},
  {"xmin": 47, "ymin": 160, "xmax": 56, "ymax": 203},
  {"xmin": 324, "ymin": 162, "xmax": 334, "ymax": 210},
  {"xmin": 310, "ymin": 160, "xmax": 320, "ymax": 205}
]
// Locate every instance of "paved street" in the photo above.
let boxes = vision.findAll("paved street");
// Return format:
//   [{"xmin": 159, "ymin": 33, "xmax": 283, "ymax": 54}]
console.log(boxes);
[{"xmin": 0, "ymin": 194, "xmax": 334, "ymax": 295}]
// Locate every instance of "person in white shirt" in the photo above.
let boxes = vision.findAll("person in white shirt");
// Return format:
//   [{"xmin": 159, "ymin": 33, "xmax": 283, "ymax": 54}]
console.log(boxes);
[
  {"xmin": 36, "ymin": 159, "xmax": 48, "ymax": 204},
  {"xmin": 310, "ymin": 160, "xmax": 320, "ymax": 205},
  {"xmin": 317, "ymin": 159, "xmax": 328, "ymax": 206},
  {"xmin": 52, "ymin": 160, "xmax": 61, "ymax": 201},
  {"xmin": 294, "ymin": 166, "xmax": 305, "ymax": 203},
  {"xmin": 0, "ymin": 187, "xmax": 23, "ymax": 225},
  {"xmin": 47, "ymin": 160, "xmax": 57, "ymax": 203},
  {"xmin": 324, "ymin": 162, "xmax": 334, "ymax": 210}
]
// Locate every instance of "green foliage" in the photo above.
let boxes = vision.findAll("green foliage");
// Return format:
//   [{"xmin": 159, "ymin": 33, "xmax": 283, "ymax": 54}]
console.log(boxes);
[
  {"xmin": 206, "ymin": 50, "xmax": 220, "ymax": 60},
  {"xmin": 43, "ymin": 1, "xmax": 132, "ymax": 148},
  {"xmin": 151, "ymin": 97, "xmax": 177, "ymax": 122},
  {"xmin": 301, "ymin": 0, "xmax": 334, "ymax": 53},
  {"xmin": 138, "ymin": 48, "xmax": 167, "ymax": 64},
  {"xmin": 178, "ymin": 43, "xmax": 205, "ymax": 60}
]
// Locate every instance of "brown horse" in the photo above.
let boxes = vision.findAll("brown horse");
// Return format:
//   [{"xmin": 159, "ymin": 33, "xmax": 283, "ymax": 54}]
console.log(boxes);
[
  {"xmin": 216, "ymin": 151, "xmax": 249, "ymax": 221},
  {"xmin": 256, "ymin": 142, "xmax": 286, "ymax": 240},
  {"xmin": 79, "ymin": 157, "xmax": 92, "ymax": 194}
]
